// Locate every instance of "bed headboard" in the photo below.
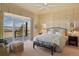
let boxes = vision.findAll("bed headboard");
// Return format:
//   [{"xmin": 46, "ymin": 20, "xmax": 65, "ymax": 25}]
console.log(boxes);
[{"xmin": 47, "ymin": 27, "xmax": 67, "ymax": 33}]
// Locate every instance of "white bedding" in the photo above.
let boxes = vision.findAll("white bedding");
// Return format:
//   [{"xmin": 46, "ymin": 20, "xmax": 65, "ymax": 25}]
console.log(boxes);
[
  {"xmin": 34, "ymin": 32, "xmax": 53, "ymax": 44},
  {"xmin": 33, "ymin": 32, "xmax": 64, "ymax": 46}
]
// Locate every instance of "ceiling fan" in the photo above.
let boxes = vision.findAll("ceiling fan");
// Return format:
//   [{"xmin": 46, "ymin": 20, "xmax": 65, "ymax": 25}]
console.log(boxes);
[{"xmin": 39, "ymin": 3, "xmax": 49, "ymax": 10}]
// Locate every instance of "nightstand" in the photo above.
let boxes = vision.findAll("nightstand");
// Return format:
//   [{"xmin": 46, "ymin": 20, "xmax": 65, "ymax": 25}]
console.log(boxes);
[{"xmin": 68, "ymin": 36, "xmax": 78, "ymax": 47}]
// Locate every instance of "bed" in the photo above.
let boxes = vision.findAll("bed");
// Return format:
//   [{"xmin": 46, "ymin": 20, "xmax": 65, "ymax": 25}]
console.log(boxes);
[{"xmin": 33, "ymin": 27, "xmax": 67, "ymax": 55}]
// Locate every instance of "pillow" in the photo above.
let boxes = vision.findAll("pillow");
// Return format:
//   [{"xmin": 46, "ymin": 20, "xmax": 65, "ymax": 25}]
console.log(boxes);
[
  {"xmin": 47, "ymin": 31, "xmax": 53, "ymax": 34},
  {"xmin": 55, "ymin": 32, "xmax": 62, "ymax": 36}
]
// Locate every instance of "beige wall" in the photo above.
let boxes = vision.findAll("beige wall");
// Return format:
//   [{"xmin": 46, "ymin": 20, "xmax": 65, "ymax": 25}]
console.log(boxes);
[
  {"xmin": 0, "ymin": 3, "xmax": 39, "ymax": 39},
  {"xmin": 33, "ymin": 14, "xmax": 40, "ymax": 35},
  {"xmin": 0, "ymin": 11, "xmax": 3, "ymax": 39},
  {"xmin": 39, "ymin": 4, "xmax": 79, "ymax": 31}
]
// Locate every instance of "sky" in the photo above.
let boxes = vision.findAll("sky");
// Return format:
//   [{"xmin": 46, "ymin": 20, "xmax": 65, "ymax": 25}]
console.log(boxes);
[{"xmin": 4, "ymin": 15, "xmax": 31, "ymax": 27}]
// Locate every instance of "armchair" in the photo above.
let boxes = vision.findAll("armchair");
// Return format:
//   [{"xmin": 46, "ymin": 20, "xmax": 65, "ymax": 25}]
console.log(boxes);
[{"xmin": 0, "ymin": 43, "xmax": 9, "ymax": 56}]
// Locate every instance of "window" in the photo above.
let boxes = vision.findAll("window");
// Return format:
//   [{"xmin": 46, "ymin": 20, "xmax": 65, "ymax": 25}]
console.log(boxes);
[{"xmin": 3, "ymin": 12, "xmax": 31, "ymax": 42}]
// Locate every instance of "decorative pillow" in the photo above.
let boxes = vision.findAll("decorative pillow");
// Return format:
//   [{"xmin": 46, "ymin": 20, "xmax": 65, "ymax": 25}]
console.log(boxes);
[{"xmin": 47, "ymin": 31, "xmax": 53, "ymax": 34}]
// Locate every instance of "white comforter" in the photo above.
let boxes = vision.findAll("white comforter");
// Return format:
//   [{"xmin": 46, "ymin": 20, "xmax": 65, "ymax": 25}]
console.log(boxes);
[{"xmin": 33, "ymin": 32, "xmax": 63, "ymax": 46}]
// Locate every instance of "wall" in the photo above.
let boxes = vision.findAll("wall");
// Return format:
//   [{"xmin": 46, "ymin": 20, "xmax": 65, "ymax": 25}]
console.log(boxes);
[
  {"xmin": 0, "ymin": 11, "xmax": 3, "ymax": 39},
  {"xmin": 0, "ymin": 3, "xmax": 39, "ymax": 39},
  {"xmin": 39, "ymin": 4, "xmax": 79, "ymax": 31},
  {"xmin": 33, "ymin": 14, "xmax": 40, "ymax": 36}
]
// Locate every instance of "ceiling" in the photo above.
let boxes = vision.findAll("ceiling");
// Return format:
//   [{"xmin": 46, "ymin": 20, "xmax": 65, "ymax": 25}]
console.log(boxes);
[{"xmin": 15, "ymin": 3, "xmax": 78, "ymax": 15}]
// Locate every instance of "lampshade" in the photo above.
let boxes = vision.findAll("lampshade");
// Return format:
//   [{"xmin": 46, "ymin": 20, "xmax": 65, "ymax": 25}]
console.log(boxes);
[
  {"xmin": 41, "ymin": 24, "xmax": 47, "ymax": 33},
  {"xmin": 42, "ymin": 24, "xmax": 47, "ymax": 29}
]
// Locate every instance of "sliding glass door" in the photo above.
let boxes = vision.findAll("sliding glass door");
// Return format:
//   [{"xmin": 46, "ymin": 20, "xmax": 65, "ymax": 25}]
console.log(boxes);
[
  {"xmin": 14, "ymin": 16, "xmax": 29, "ymax": 41},
  {"xmin": 3, "ymin": 12, "xmax": 31, "ymax": 42},
  {"xmin": 3, "ymin": 15, "xmax": 13, "ymax": 39}
]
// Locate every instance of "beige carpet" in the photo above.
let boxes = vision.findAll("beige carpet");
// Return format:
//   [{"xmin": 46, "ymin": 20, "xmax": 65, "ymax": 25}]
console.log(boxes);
[{"xmin": 10, "ymin": 40, "xmax": 79, "ymax": 56}]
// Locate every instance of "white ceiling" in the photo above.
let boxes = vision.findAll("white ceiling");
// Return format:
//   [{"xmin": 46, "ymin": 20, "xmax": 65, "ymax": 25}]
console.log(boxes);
[{"xmin": 15, "ymin": 3, "xmax": 77, "ymax": 15}]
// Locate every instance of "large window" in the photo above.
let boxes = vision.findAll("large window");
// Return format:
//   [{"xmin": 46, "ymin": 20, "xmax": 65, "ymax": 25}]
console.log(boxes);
[{"xmin": 3, "ymin": 12, "xmax": 31, "ymax": 42}]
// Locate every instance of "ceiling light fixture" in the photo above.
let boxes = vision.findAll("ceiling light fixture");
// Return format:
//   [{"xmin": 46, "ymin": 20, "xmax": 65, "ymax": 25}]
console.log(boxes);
[
  {"xmin": 43, "ymin": 3, "xmax": 48, "ymax": 6},
  {"xmin": 39, "ymin": 3, "xmax": 48, "ymax": 10}
]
